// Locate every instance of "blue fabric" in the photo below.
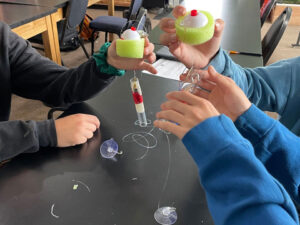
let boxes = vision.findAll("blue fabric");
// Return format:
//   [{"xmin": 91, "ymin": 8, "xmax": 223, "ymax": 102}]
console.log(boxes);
[
  {"xmin": 208, "ymin": 48, "xmax": 300, "ymax": 135},
  {"xmin": 89, "ymin": 16, "xmax": 128, "ymax": 34},
  {"xmin": 235, "ymin": 104, "xmax": 300, "ymax": 204},
  {"xmin": 182, "ymin": 110, "xmax": 299, "ymax": 225}
]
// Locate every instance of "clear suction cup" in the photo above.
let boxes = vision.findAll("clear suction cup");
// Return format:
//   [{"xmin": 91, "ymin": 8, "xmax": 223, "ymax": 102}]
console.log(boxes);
[
  {"xmin": 154, "ymin": 207, "xmax": 177, "ymax": 225},
  {"xmin": 100, "ymin": 138, "xmax": 119, "ymax": 158}
]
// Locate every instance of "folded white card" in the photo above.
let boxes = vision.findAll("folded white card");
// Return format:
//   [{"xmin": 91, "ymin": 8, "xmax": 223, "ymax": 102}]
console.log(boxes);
[{"xmin": 143, "ymin": 59, "xmax": 187, "ymax": 81}]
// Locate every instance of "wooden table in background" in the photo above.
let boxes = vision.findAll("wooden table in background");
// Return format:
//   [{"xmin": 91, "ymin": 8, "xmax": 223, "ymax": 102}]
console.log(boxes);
[
  {"xmin": 0, "ymin": 0, "xmax": 115, "ymax": 65},
  {"xmin": 0, "ymin": 3, "xmax": 60, "ymax": 64},
  {"xmin": 12, "ymin": 13, "xmax": 61, "ymax": 64}
]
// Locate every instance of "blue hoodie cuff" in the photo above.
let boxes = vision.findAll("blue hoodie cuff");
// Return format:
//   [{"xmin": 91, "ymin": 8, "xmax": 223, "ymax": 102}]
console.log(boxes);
[
  {"xmin": 234, "ymin": 104, "xmax": 276, "ymax": 146},
  {"xmin": 182, "ymin": 115, "xmax": 244, "ymax": 167},
  {"xmin": 202, "ymin": 48, "xmax": 226, "ymax": 74}
]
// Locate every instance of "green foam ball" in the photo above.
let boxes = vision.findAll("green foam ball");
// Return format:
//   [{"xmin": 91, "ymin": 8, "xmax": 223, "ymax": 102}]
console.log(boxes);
[
  {"xmin": 175, "ymin": 10, "xmax": 214, "ymax": 45},
  {"xmin": 116, "ymin": 38, "xmax": 144, "ymax": 58}
]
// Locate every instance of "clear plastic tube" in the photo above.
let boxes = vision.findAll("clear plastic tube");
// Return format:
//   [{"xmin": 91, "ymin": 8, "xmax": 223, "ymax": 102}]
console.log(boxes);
[{"xmin": 130, "ymin": 77, "xmax": 147, "ymax": 127}]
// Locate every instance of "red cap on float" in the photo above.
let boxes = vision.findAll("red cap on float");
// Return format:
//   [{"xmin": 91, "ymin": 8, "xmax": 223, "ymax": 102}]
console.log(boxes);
[
  {"xmin": 131, "ymin": 27, "xmax": 137, "ymax": 31},
  {"xmin": 191, "ymin": 9, "xmax": 198, "ymax": 16}
]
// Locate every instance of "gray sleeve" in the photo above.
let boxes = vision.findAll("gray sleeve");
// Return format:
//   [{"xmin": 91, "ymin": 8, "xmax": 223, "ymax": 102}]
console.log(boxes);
[
  {"xmin": 5, "ymin": 23, "xmax": 115, "ymax": 107},
  {"xmin": 0, "ymin": 119, "xmax": 57, "ymax": 162}
]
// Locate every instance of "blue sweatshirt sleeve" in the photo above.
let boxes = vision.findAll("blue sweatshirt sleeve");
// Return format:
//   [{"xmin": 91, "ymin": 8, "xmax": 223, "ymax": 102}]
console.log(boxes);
[
  {"xmin": 235, "ymin": 104, "xmax": 300, "ymax": 204},
  {"xmin": 182, "ymin": 115, "xmax": 299, "ymax": 225},
  {"xmin": 209, "ymin": 49, "xmax": 300, "ymax": 133}
]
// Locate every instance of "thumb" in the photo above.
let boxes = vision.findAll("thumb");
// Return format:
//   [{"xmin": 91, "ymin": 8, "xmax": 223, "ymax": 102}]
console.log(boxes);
[
  {"xmin": 110, "ymin": 40, "xmax": 117, "ymax": 49},
  {"xmin": 144, "ymin": 36, "xmax": 150, "ymax": 47},
  {"xmin": 207, "ymin": 66, "xmax": 230, "ymax": 89},
  {"xmin": 173, "ymin": 6, "xmax": 186, "ymax": 18},
  {"xmin": 206, "ymin": 65, "xmax": 219, "ymax": 82},
  {"xmin": 140, "ymin": 62, "xmax": 158, "ymax": 74},
  {"xmin": 213, "ymin": 19, "xmax": 225, "ymax": 38}
]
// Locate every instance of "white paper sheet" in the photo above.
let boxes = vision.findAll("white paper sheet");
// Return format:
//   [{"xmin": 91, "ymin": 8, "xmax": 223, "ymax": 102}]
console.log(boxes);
[{"xmin": 143, "ymin": 59, "xmax": 187, "ymax": 81}]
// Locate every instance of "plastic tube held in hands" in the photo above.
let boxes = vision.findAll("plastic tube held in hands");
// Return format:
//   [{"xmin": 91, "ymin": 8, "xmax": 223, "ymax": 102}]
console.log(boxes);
[{"xmin": 130, "ymin": 77, "xmax": 147, "ymax": 127}]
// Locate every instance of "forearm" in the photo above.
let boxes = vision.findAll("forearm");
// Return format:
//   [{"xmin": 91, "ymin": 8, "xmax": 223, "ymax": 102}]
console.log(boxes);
[
  {"xmin": 235, "ymin": 104, "xmax": 300, "ymax": 204},
  {"xmin": 182, "ymin": 115, "xmax": 299, "ymax": 225},
  {"xmin": 209, "ymin": 49, "xmax": 300, "ymax": 115},
  {"xmin": 11, "ymin": 53, "xmax": 115, "ymax": 107},
  {"xmin": 0, "ymin": 120, "xmax": 57, "ymax": 162},
  {"xmin": 6, "ymin": 23, "xmax": 115, "ymax": 107}
]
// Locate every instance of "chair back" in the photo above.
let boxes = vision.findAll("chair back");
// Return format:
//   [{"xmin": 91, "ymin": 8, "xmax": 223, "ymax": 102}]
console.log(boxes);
[
  {"xmin": 261, "ymin": 0, "xmax": 276, "ymax": 27},
  {"xmin": 262, "ymin": 7, "xmax": 292, "ymax": 65},
  {"xmin": 121, "ymin": 0, "xmax": 144, "ymax": 33},
  {"xmin": 132, "ymin": 7, "xmax": 148, "ymax": 31},
  {"xmin": 60, "ymin": 0, "xmax": 88, "ymax": 43},
  {"xmin": 127, "ymin": 0, "xmax": 144, "ymax": 20}
]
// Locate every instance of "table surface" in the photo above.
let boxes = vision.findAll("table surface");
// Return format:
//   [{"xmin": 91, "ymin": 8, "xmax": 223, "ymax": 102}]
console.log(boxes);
[
  {"xmin": 0, "ymin": 2, "xmax": 56, "ymax": 28},
  {"xmin": 0, "ymin": 0, "xmax": 68, "ymax": 8},
  {"xmin": 0, "ymin": 73, "xmax": 214, "ymax": 225},
  {"xmin": 150, "ymin": 0, "xmax": 262, "ymax": 56},
  {"xmin": 0, "ymin": 1, "xmax": 261, "ymax": 223}
]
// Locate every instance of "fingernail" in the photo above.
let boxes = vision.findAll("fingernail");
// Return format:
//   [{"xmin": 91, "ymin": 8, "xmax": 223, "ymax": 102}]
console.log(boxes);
[
  {"xmin": 170, "ymin": 34, "xmax": 177, "ymax": 42},
  {"xmin": 210, "ymin": 66, "xmax": 217, "ymax": 74},
  {"xmin": 168, "ymin": 20, "xmax": 175, "ymax": 28}
]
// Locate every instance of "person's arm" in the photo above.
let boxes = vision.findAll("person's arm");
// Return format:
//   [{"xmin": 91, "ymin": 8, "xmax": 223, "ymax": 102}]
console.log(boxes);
[
  {"xmin": 209, "ymin": 49, "xmax": 300, "ymax": 120},
  {"xmin": 5, "ymin": 23, "xmax": 114, "ymax": 107},
  {"xmin": 0, "ymin": 120, "xmax": 56, "ymax": 162},
  {"xmin": 4, "ymin": 22, "xmax": 156, "ymax": 107},
  {"xmin": 154, "ymin": 91, "xmax": 299, "ymax": 225},
  {"xmin": 234, "ymin": 104, "xmax": 300, "ymax": 204},
  {"xmin": 0, "ymin": 113, "xmax": 101, "ymax": 162},
  {"xmin": 193, "ymin": 67, "xmax": 300, "ymax": 205},
  {"xmin": 160, "ymin": 5, "xmax": 300, "ymax": 132},
  {"xmin": 183, "ymin": 115, "xmax": 299, "ymax": 225}
]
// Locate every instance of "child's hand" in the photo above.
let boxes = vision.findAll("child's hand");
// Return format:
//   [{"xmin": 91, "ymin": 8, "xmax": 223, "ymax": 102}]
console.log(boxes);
[
  {"xmin": 159, "ymin": 5, "xmax": 224, "ymax": 69},
  {"xmin": 154, "ymin": 91, "xmax": 219, "ymax": 139},
  {"xmin": 55, "ymin": 114, "xmax": 100, "ymax": 147},
  {"xmin": 189, "ymin": 66, "xmax": 252, "ymax": 121},
  {"xmin": 107, "ymin": 37, "xmax": 157, "ymax": 74}
]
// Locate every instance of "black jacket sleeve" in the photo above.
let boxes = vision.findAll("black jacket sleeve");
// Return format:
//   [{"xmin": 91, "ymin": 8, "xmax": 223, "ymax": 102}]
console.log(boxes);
[
  {"xmin": 8, "ymin": 24, "xmax": 115, "ymax": 107},
  {"xmin": 0, "ymin": 22, "xmax": 116, "ymax": 162},
  {"xmin": 0, "ymin": 119, "xmax": 57, "ymax": 162}
]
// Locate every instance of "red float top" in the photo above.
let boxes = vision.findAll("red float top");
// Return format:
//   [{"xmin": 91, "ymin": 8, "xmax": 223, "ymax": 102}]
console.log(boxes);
[
  {"xmin": 131, "ymin": 27, "xmax": 137, "ymax": 31},
  {"xmin": 191, "ymin": 9, "xmax": 198, "ymax": 16}
]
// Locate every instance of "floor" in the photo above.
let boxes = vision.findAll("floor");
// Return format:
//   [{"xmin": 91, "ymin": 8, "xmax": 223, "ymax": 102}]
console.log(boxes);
[{"xmin": 9, "ymin": 7, "xmax": 300, "ymax": 121}]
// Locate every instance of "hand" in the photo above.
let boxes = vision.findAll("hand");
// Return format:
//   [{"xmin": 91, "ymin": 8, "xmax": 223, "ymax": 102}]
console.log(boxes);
[
  {"xmin": 159, "ymin": 6, "xmax": 225, "ymax": 69},
  {"xmin": 107, "ymin": 37, "xmax": 157, "ymax": 74},
  {"xmin": 154, "ymin": 91, "xmax": 219, "ymax": 139},
  {"xmin": 55, "ymin": 114, "xmax": 100, "ymax": 147},
  {"xmin": 191, "ymin": 66, "xmax": 251, "ymax": 121}
]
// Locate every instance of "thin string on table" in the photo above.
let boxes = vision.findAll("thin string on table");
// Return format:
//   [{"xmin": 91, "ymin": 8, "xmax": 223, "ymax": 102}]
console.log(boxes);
[
  {"xmin": 157, "ymin": 132, "xmax": 171, "ymax": 209},
  {"xmin": 122, "ymin": 124, "xmax": 173, "ymax": 209},
  {"xmin": 122, "ymin": 125, "xmax": 158, "ymax": 160}
]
